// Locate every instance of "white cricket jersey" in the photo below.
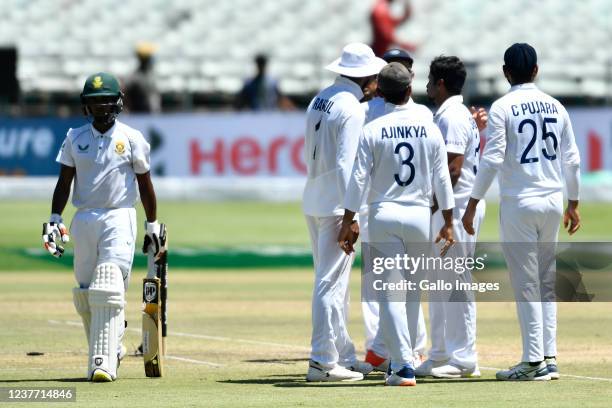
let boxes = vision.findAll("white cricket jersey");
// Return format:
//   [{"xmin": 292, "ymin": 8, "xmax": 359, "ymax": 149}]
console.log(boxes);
[
  {"xmin": 56, "ymin": 120, "xmax": 151, "ymax": 209},
  {"xmin": 302, "ymin": 76, "xmax": 366, "ymax": 217},
  {"xmin": 363, "ymin": 96, "xmax": 433, "ymax": 124},
  {"xmin": 434, "ymin": 95, "xmax": 480, "ymax": 207},
  {"xmin": 471, "ymin": 83, "xmax": 580, "ymax": 200},
  {"xmin": 344, "ymin": 102, "xmax": 455, "ymax": 212}
]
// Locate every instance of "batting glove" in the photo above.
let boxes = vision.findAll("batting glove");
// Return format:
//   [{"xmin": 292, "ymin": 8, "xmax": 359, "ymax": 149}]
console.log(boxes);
[
  {"xmin": 42, "ymin": 213, "xmax": 70, "ymax": 258},
  {"xmin": 143, "ymin": 221, "xmax": 167, "ymax": 260}
]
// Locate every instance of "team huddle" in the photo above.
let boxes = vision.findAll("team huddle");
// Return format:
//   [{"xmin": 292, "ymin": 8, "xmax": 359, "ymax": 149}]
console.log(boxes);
[{"xmin": 303, "ymin": 42, "xmax": 581, "ymax": 386}]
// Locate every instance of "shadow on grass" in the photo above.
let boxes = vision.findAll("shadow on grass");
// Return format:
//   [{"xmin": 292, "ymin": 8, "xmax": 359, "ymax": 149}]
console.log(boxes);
[
  {"xmin": 220, "ymin": 373, "xmax": 499, "ymax": 388},
  {"xmin": 243, "ymin": 358, "xmax": 310, "ymax": 365},
  {"xmin": 0, "ymin": 378, "xmax": 88, "ymax": 383}
]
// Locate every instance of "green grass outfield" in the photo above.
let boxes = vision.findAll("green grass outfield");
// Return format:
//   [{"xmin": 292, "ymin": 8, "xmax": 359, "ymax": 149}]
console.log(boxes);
[{"xmin": 1, "ymin": 200, "xmax": 611, "ymax": 407}]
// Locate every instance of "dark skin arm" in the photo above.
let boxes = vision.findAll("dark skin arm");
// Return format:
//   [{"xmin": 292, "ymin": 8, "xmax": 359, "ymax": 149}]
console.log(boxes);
[
  {"xmin": 136, "ymin": 172, "xmax": 157, "ymax": 222},
  {"xmin": 337, "ymin": 210, "xmax": 361, "ymax": 255},
  {"xmin": 431, "ymin": 153, "xmax": 464, "ymax": 214},
  {"xmin": 51, "ymin": 165, "xmax": 76, "ymax": 215}
]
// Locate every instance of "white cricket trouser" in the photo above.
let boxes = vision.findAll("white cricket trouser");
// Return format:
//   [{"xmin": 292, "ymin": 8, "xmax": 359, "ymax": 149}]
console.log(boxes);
[
  {"xmin": 428, "ymin": 200, "xmax": 485, "ymax": 369},
  {"xmin": 500, "ymin": 192, "xmax": 562, "ymax": 362},
  {"xmin": 368, "ymin": 202, "xmax": 431, "ymax": 372},
  {"xmin": 359, "ymin": 206, "xmax": 427, "ymax": 357},
  {"xmin": 305, "ymin": 215, "xmax": 357, "ymax": 367},
  {"xmin": 70, "ymin": 208, "xmax": 137, "ymax": 289}
]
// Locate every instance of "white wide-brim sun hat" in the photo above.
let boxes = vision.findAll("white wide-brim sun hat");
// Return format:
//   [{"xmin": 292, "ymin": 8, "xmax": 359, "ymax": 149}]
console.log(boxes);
[{"xmin": 325, "ymin": 43, "xmax": 387, "ymax": 77}]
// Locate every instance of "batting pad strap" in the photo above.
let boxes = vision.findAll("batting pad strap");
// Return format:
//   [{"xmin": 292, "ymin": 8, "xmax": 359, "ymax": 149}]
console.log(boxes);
[{"xmin": 72, "ymin": 287, "xmax": 91, "ymax": 343}]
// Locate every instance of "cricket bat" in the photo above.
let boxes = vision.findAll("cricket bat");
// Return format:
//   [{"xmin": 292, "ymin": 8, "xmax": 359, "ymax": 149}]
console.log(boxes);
[{"xmin": 142, "ymin": 224, "xmax": 168, "ymax": 377}]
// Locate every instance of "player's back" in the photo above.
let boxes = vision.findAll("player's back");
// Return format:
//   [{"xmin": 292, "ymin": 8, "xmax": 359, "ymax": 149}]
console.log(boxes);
[
  {"xmin": 363, "ymin": 104, "xmax": 446, "ymax": 207},
  {"xmin": 303, "ymin": 78, "xmax": 364, "ymax": 216},
  {"xmin": 491, "ymin": 83, "xmax": 577, "ymax": 198}
]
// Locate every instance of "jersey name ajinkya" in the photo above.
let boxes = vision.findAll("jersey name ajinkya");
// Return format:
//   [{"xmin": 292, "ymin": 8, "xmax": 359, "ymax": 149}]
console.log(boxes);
[{"xmin": 381, "ymin": 125, "xmax": 427, "ymax": 139}]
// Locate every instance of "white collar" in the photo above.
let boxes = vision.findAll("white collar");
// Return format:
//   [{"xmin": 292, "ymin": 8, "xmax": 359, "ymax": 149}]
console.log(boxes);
[
  {"xmin": 509, "ymin": 82, "xmax": 538, "ymax": 92},
  {"xmin": 90, "ymin": 122, "xmax": 117, "ymax": 138},
  {"xmin": 383, "ymin": 101, "xmax": 412, "ymax": 114},
  {"xmin": 434, "ymin": 95, "xmax": 463, "ymax": 118},
  {"xmin": 334, "ymin": 76, "xmax": 365, "ymax": 101}
]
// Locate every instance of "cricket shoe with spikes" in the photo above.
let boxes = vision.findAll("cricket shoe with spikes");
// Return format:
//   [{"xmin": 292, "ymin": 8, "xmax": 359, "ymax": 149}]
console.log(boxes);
[
  {"xmin": 344, "ymin": 361, "xmax": 374, "ymax": 376},
  {"xmin": 365, "ymin": 349, "xmax": 389, "ymax": 372},
  {"xmin": 545, "ymin": 357, "xmax": 559, "ymax": 380},
  {"xmin": 430, "ymin": 363, "xmax": 481, "ymax": 378},
  {"xmin": 496, "ymin": 361, "xmax": 551, "ymax": 381},
  {"xmin": 385, "ymin": 365, "xmax": 417, "ymax": 386},
  {"xmin": 306, "ymin": 360, "xmax": 364, "ymax": 382},
  {"xmin": 91, "ymin": 369, "xmax": 114, "ymax": 383},
  {"xmin": 414, "ymin": 358, "xmax": 449, "ymax": 377}
]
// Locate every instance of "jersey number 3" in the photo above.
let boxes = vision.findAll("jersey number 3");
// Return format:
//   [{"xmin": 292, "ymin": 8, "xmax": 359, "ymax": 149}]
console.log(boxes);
[
  {"xmin": 519, "ymin": 117, "xmax": 558, "ymax": 164},
  {"xmin": 394, "ymin": 142, "xmax": 415, "ymax": 187}
]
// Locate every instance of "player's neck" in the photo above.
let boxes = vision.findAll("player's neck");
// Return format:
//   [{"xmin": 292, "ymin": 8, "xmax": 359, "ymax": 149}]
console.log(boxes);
[{"xmin": 92, "ymin": 120, "xmax": 115, "ymax": 134}]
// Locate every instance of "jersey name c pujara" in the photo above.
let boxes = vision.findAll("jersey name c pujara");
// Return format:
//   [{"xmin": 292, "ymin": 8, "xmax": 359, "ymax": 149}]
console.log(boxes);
[{"xmin": 511, "ymin": 101, "xmax": 559, "ymax": 117}]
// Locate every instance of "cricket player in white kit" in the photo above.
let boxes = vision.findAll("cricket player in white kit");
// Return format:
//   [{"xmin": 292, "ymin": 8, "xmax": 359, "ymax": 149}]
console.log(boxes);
[
  {"xmin": 303, "ymin": 43, "xmax": 386, "ymax": 382},
  {"xmin": 339, "ymin": 62, "xmax": 455, "ymax": 386},
  {"xmin": 43, "ymin": 72, "xmax": 165, "ymax": 382},
  {"xmin": 360, "ymin": 48, "xmax": 430, "ymax": 371},
  {"xmin": 416, "ymin": 56, "xmax": 485, "ymax": 378},
  {"xmin": 462, "ymin": 43, "xmax": 581, "ymax": 381}
]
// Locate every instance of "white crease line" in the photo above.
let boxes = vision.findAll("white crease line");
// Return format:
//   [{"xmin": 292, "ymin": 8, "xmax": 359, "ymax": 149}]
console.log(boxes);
[
  {"xmin": 165, "ymin": 355, "xmax": 222, "ymax": 367},
  {"xmin": 480, "ymin": 366, "xmax": 612, "ymax": 382},
  {"xmin": 48, "ymin": 320, "xmax": 223, "ymax": 368}
]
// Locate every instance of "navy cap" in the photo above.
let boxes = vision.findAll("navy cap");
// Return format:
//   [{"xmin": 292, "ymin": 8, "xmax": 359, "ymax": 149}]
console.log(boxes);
[
  {"xmin": 504, "ymin": 43, "xmax": 537, "ymax": 74},
  {"xmin": 383, "ymin": 48, "xmax": 414, "ymax": 65}
]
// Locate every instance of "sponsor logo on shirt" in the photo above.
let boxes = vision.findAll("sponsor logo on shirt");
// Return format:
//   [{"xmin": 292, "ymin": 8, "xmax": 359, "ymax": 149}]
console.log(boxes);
[{"xmin": 77, "ymin": 144, "xmax": 90, "ymax": 153}]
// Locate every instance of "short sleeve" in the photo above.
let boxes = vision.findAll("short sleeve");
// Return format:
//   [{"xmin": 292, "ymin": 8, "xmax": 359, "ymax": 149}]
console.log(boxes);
[
  {"xmin": 56, "ymin": 129, "xmax": 75, "ymax": 167},
  {"xmin": 444, "ymin": 117, "xmax": 469, "ymax": 155},
  {"xmin": 130, "ymin": 131, "xmax": 151, "ymax": 174}
]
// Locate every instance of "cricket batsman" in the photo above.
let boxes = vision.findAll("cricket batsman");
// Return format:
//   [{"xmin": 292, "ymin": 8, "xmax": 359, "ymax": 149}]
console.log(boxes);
[
  {"xmin": 462, "ymin": 43, "xmax": 581, "ymax": 381},
  {"xmin": 43, "ymin": 72, "xmax": 165, "ymax": 382}
]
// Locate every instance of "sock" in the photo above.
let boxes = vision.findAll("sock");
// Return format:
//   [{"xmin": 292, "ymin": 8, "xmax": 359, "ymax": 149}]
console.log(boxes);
[
  {"xmin": 544, "ymin": 356, "xmax": 555, "ymax": 360},
  {"xmin": 528, "ymin": 361, "xmax": 542, "ymax": 367}
]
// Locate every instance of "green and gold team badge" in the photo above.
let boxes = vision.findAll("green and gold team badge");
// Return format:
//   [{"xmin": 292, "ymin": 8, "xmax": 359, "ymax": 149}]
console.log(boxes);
[
  {"xmin": 92, "ymin": 76, "xmax": 103, "ymax": 89},
  {"xmin": 115, "ymin": 141, "xmax": 126, "ymax": 155}
]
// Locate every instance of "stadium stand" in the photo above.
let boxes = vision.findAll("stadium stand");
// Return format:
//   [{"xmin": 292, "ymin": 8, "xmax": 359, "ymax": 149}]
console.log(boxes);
[{"xmin": 0, "ymin": 0, "xmax": 610, "ymax": 102}]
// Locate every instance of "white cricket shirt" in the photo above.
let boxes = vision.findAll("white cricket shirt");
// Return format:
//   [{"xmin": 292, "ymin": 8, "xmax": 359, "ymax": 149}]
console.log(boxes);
[
  {"xmin": 344, "ymin": 102, "xmax": 455, "ymax": 212},
  {"xmin": 363, "ymin": 96, "xmax": 433, "ymax": 124},
  {"xmin": 471, "ymin": 83, "xmax": 580, "ymax": 200},
  {"xmin": 434, "ymin": 95, "xmax": 480, "ymax": 207},
  {"xmin": 56, "ymin": 120, "xmax": 151, "ymax": 209},
  {"xmin": 302, "ymin": 76, "xmax": 366, "ymax": 217}
]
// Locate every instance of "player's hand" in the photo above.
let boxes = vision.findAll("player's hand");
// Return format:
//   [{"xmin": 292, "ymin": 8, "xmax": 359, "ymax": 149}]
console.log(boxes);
[
  {"xmin": 143, "ymin": 221, "xmax": 167, "ymax": 260},
  {"xmin": 42, "ymin": 214, "xmax": 69, "ymax": 258},
  {"xmin": 462, "ymin": 199, "xmax": 479, "ymax": 236},
  {"xmin": 564, "ymin": 201, "xmax": 581, "ymax": 235},
  {"xmin": 435, "ymin": 223, "xmax": 454, "ymax": 257},
  {"xmin": 470, "ymin": 106, "xmax": 488, "ymax": 131},
  {"xmin": 338, "ymin": 221, "xmax": 358, "ymax": 255}
]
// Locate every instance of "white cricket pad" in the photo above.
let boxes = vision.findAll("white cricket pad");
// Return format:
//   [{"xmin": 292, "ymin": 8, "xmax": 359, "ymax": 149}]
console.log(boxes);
[
  {"xmin": 72, "ymin": 288, "xmax": 91, "ymax": 344},
  {"xmin": 88, "ymin": 263, "xmax": 125, "ymax": 380}
]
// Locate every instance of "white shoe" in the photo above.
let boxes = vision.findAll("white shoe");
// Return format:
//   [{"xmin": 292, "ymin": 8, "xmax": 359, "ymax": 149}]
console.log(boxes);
[
  {"xmin": 431, "ymin": 363, "xmax": 481, "ymax": 378},
  {"xmin": 545, "ymin": 357, "xmax": 560, "ymax": 380},
  {"xmin": 385, "ymin": 366, "xmax": 416, "ymax": 386},
  {"xmin": 306, "ymin": 360, "xmax": 364, "ymax": 382},
  {"xmin": 91, "ymin": 369, "xmax": 114, "ymax": 382},
  {"xmin": 345, "ymin": 361, "xmax": 374, "ymax": 376},
  {"xmin": 414, "ymin": 359, "xmax": 448, "ymax": 377},
  {"xmin": 496, "ymin": 361, "xmax": 551, "ymax": 381}
]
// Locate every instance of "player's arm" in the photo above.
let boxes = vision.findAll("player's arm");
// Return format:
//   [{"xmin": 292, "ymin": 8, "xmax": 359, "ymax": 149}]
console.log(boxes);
[
  {"xmin": 432, "ymin": 129, "xmax": 455, "ymax": 255},
  {"xmin": 463, "ymin": 103, "xmax": 506, "ymax": 235},
  {"xmin": 338, "ymin": 130, "xmax": 372, "ymax": 255},
  {"xmin": 560, "ymin": 108, "xmax": 581, "ymax": 235},
  {"xmin": 42, "ymin": 164, "xmax": 74, "ymax": 257},
  {"xmin": 137, "ymin": 172, "xmax": 157, "ymax": 222},
  {"xmin": 336, "ymin": 108, "xmax": 365, "ymax": 199}
]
